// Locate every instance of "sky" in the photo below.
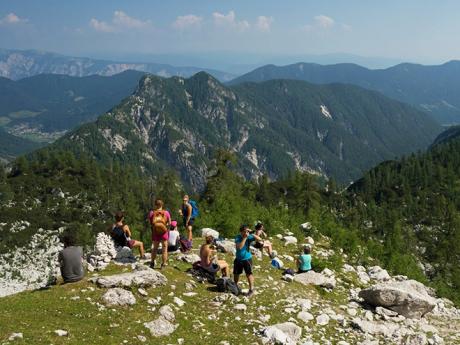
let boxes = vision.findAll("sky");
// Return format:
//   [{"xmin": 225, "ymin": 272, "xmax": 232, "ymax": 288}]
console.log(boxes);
[{"xmin": 1, "ymin": 0, "xmax": 460, "ymax": 69}]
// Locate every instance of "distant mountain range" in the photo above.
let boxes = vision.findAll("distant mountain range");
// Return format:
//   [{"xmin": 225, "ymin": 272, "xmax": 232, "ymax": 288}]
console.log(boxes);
[
  {"xmin": 229, "ymin": 61, "xmax": 460, "ymax": 125},
  {"xmin": 45, "ymin": 72, "xmax": 441, "ymax": 190},
  {"xmin": 0, "ymin": 48, "xmax": 235, "ymax": 81}
]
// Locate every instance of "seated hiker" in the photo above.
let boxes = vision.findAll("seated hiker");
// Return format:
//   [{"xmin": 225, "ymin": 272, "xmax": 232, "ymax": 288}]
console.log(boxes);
[
  {"xmin": 234, "ymin": 224, "xmax": 263, "ymax": 297},
  {"xmin": 296, "ymin": 245, "xmax": 312, "ymax": 273},
  {"xmin": 111, "ymin": 211, "xmax": 145, "ymax": 258},
  {"xmin": 199, "ymin": 235, "xmax": 229, "ymax": 277},
  {"xmin": 149, "ymin": 199, "xmax": 171, "ymax": 269},
  {"xmin": 58, "ymin": 232, "xmax": 84, "ymax": 283},
  {"xmin": 253, "ymin": 221, "xmax": 274, "ymax": 258},
  {"xmin": 167, "ymin": 220, "xmax": 180, "ymax": 252}
]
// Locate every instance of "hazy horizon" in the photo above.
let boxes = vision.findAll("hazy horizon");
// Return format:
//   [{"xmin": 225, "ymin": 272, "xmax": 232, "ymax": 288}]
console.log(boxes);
[{"xmin": 1, "ymin": 1, "xmax": 460, "ymax": 71}]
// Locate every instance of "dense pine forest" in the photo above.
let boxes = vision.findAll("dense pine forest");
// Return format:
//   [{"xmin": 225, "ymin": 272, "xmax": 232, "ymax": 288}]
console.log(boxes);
[{"xmin": 1, "ymin": 129, "xmax": 459, "ymax": 304}]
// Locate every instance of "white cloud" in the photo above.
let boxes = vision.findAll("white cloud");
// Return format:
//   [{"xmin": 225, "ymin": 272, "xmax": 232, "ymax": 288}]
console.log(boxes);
[
  {"xmin": 89, "ymin": 18, "xmax": 115, "ymax": 33},
  {"xmin": 255, "ymin": 16, "xmax": 273, "ymax": 33},
  {"xmin": 172, "ymin": 14, "xmax": 203, "ymax": 30},
  {"xmin": 90, "ymin": 10, "xmax": 151, "ymax": 33},
  {"xmin": 113, "ymin": 10, "xmax": 150, "ymax": 29},
  {"xmin": 213, "ymin": 10, "xmax": 249, "ymax": 32},
  {"xmin": 0, "ymin": 13, "xmax": 27, "ymax": 25},
  {"xmin": 314, "ymin": 15, "xmax": 335, "ymax": 29}
]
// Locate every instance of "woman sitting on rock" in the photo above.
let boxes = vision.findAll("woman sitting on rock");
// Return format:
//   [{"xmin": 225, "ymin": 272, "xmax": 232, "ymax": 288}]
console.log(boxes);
[
  {"xmin": 111, "ymin": 211, "xmax": 145, "ymax": 259},
  {"xmin": 296, "ymin": 245, "xmax": 312, "ymax": 273},
  {"xmin": 253, "ymin": 222, "xmax": 274, "ymax": 258}
]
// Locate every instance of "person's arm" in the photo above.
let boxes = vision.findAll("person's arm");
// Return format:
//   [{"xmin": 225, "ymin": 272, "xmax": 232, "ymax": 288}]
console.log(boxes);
[
  {"xmin": 123, "ymin": 225, "xmax": 132, "ymax": 237},
  {"xmin": 186, "ymin": 204, "xmax": 192, "ymax": 224},
  {"xmin": 252, "ymin": 234, "xmax": 262, "ymax": 242},
  {"xmin": 236, "ymin": 236, "xmax": 247, "ymax": 250}
]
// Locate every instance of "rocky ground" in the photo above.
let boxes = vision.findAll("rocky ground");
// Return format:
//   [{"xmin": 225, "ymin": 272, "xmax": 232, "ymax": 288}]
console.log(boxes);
[{"xmin": 0, "ymin": 227, "xmax": 459, "ymax": 344}]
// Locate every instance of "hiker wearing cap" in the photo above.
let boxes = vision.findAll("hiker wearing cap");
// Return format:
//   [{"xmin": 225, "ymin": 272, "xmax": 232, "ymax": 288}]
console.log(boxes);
[
  {"xmin": 254, "ymin": 222, "xmax": 274, "ymax": 258},
  {"xmin": 234, "ymin": 224, "xmax": 262, "ymax": 297},
  {"xmin": 148, "ymin": 199, "xmax": 171, "ymax": 269},
  {"xmin": 199, "ymin": 235, "xmax": 229, "ymax": 277},
  {"xmin": 167, "ymin": 221, "xmax": 180, "ymax": 252}
]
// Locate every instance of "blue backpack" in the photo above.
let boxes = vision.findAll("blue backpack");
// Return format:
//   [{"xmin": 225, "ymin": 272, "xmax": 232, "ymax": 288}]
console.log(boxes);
[{"xmin": 189, "ymin": 200, "xmax": 199, "ymax": 218}]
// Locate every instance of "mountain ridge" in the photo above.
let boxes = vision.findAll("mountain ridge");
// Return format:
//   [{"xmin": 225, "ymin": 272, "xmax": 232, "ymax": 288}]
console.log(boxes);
[
  {"xmin": 45, "ymin": 71, "xmax": 441, "ymax": 190},
  {"xmin": 229, "ymin": 61, "xmax": 460, "ymax": 124},
  {"xmin": 0, "ymin": 48, "xmax": 235, "ymax": 82}
]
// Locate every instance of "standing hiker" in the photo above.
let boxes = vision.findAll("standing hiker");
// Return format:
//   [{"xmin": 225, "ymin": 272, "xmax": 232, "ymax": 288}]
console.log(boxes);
[
  {"xmin": 181, "ymin": 194, "xmax": 198, "ymax": 241},
  {"xmin": 148, "ymin": 199, "xmax": 171, "ymax": 269},
  {"xmin": 233, "ymin": 224, "xmax": 262, "ymax": 297}
]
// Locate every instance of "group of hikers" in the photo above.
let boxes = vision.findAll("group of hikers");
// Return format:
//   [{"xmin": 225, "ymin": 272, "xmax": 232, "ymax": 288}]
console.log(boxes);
[{"xmin": 58, "ymin": 194, "xmax": 313, "ymax": 297}]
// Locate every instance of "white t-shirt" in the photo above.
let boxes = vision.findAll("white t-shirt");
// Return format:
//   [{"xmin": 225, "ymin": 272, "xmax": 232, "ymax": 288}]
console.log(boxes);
[{"xmin": 168, "ymin": 230, "xmax": 180, "ymax": 246}]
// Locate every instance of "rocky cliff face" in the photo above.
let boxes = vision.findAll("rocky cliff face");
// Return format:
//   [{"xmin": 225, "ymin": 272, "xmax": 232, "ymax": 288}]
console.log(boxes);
[{"xmin": 52, "ymin": 72, "xmax": 440, "ymax": 190}]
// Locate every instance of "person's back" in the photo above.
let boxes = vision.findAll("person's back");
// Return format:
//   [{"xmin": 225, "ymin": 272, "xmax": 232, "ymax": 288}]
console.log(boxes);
[
  {"xmin": 298, "ymin": 253, "xmax": 312, "ymax": 272},
  {"xmin": 168, "ymin": 229, "xmax": 180, "ymax": 247},
  {"xmin": 59, "ymin": 241, "xmax": 84, "ymax": 283}
]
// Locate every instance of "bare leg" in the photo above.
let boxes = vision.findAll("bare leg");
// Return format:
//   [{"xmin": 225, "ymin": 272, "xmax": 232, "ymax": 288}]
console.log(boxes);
[
  {"xmin": 247, "ymin": 274, "xmax": 255, "ymax": 292},
  {"xmin": 234, "ymin": 274, "xmax": 240, "ymax": 285},
  {"xmin": 264, "ymin": 242, "xmax": 272, "ymax": 256},
  {"xmin": 187, "ymin": 225, "xmax": 193, "ymax": 241},
  {"xmin": 151, "ymin": 241, "xmax": 159, "ymax": 264},
  {"xmin": 218, "ymin": 260, "xmax": 229, "ymax": 277},
  {"xmin": 133, "ymin": 241, "xmax": 145, "ymax": 258},
  {"xmin": 161, "ymin": 240, "xmax": 168, "ymax": 266}
]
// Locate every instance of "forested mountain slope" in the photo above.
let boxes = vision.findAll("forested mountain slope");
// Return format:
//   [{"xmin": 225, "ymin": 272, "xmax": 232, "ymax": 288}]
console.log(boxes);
[
  {"xmin": 47, "ymin": 72, "xmax": 441, "ymax": 190},
  {"xmin": 230, "ymin": 61, "xmax": 460, "ymax": 124}
]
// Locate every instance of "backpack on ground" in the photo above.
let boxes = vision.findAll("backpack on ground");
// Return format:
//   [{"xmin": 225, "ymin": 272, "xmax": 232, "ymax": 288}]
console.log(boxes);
[
  {"xmin": 189, "ymin": 200, "xmax": 199, "ymax": 218},
  {"xmin": 215, "ymin": 277, "xmax": 240, "ymax": 296},
  {"xmin": 111, "ymin": 226, "xmax": 128, "ymax": 247},
  {"xmin": 151, "ymin": 210, "xmax": 168, "ymax": 235},
  {"xmin": 179, "ymin": 237, "xmax": 193, "ymax": 252}
]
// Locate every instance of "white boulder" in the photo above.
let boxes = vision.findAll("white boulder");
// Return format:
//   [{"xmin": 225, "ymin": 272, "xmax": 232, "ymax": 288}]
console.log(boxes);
[
  {"xmin": 216, "ymin": 240, "xmax": 236, "ymax": 255},
  {"xmin": 90, "ymin": 267, "xmax": 167, "ymax": 288},
  {"xmin": 367, "ymin": 266, "xmax": 391, "ymax": 282},
  {"xmin": 102, "ymin": 288, "xmax": 136, "ymax": 306},
  {"xmin": 359, "ymin": 280, "xmax": 437, "ymax": 319},
  {"xmin": 201, "ymin": 228, "xmax": 219, "ymax": 239},
  {"xmin": 262, "ymin": 322, "xmax": 302, "ymax": 345},
  {"xmin": 293, "ymin": 271, "xmax": 336, "ymax": 289}
]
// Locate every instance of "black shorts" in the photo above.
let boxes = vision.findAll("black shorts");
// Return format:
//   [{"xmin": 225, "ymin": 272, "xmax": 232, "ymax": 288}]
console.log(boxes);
[
  {"xmin": 254, "ymin": 241, "xmax": 264, "ymax": 249},
  {"xmin": 233, "ymin": 258, "xmax": 253, "ymax": 275},
  {"xmin": 183, "ymin": 218, "xmax": 195, "ymax": 227}
]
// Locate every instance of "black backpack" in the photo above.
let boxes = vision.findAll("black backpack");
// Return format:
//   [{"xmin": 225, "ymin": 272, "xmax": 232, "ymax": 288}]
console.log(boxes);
[
  {"xmin": 111, "ymin": 226, "xmax": 127, "ymax": 247},
  {"xmin": 216, "ymin": 277, "xmax": 240, "ymax": 296}
]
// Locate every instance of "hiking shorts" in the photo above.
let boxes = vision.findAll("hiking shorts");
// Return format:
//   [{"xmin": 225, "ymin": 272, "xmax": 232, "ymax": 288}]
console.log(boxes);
[
  {"xmin": 183, "ymin": 217, "xmax": 195, "ymax": 227},
  {"xmin": 152, "ymin": 231, "xmax": 169, "ymax": 243},
  {"xmin": 203, "ymin": 263, "xmax": 220, "ymax": 274},
  {"xmin": 233, "ymin": 258, "xmax": 253, "ymax": 275},
  {"xmin": 127, "ymin": 240, "xmax": 136, "ymax": 248},
  {"xmin": 254, "ymin": 241, "xmax": 264, "ymax": 249}
]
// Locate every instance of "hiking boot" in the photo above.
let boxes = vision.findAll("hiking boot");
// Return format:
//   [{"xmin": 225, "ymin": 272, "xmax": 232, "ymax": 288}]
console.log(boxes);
[
  {"xmin": 160, "ymin": 263, "xmax": 168, "ymax": 270},
  {"xmin": 247, "ymin": 289, "xmax": 254, "ymax": 298},
  {"xmin": 149, "ymin": 261, "xmax": 155, "ymax": 269}
]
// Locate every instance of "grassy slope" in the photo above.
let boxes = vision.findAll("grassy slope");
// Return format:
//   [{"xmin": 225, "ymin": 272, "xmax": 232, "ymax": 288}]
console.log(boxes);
[{"xmin": 0, "ymin": 238, "xmax": 459, "ymax": 345}]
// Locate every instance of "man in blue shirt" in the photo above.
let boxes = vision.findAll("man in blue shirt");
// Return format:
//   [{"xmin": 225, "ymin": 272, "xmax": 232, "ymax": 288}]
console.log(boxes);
[{"xmin": 234, "ymin": 224, "xmax": 262, "ymax": 297}]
